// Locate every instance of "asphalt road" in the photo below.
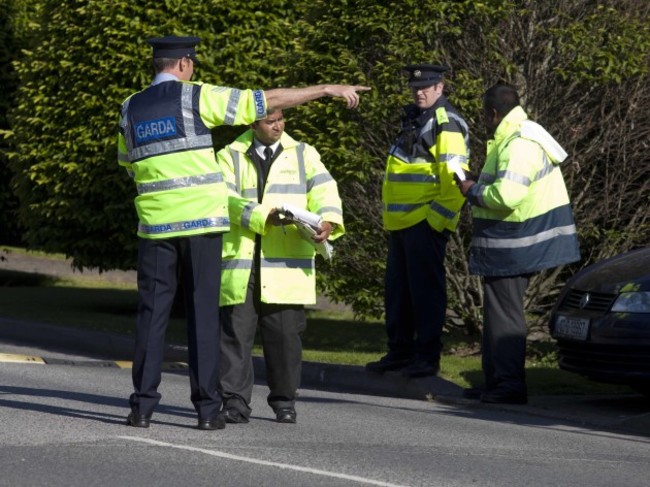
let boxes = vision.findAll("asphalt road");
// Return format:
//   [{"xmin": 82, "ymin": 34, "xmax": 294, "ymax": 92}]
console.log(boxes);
[{"xmin": 3, "ymin": 350, "xmax": 650, "ymax": 487}]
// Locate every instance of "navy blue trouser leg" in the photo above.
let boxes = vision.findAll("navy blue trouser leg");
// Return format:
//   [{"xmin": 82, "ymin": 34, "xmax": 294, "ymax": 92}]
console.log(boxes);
[
  {"xmin": 385, "ymin": 220, "xmax": 448, "ymax": 364},
  {"xmin": 130, "ymin": 238, "xmax": 177, "ymax": 416},
  {"xmin": 130, "ymin": 234, "xmax": 222, "ymax": 419},
  {"xmin": 181, "ymin": 234, "xmax": 222, "ymax": 419}
]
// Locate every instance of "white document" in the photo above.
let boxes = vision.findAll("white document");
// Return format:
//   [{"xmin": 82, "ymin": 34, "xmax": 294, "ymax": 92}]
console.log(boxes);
[
  {"xmin": 277, "ymin": 203, "xmax": 334, "ymax": 260},
  {"xmin": 279, "ymin": 204, "xmax": 322, "ymax": 228},
  {"xmin": 446, "ymin": 156, "xmax": 466, "ymax": 181}
]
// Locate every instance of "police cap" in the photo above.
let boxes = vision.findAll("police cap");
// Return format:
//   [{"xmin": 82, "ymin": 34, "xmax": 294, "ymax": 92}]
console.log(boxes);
[
  {"xmin": 147, "ymin": 36, "xmax": 201, "ymax": 64},
  {"xmin": 403, "ymin": 64, "xmax": 449, "ymax": 87}
]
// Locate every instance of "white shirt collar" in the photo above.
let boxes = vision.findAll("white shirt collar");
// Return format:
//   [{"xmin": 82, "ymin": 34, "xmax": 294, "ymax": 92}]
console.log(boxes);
[
  {"xmin": 151, "ymin": 73, "xmax": 179, "ymax": 86},
  {"xmin": 254, "ymin": 138, "xmax": 281, "ymax": 159}
]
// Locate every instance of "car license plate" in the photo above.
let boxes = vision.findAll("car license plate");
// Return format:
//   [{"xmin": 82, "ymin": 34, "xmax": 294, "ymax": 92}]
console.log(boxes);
[{"xmin": 554, "ymin": 315, "xmax": 590, "ymax": 341}]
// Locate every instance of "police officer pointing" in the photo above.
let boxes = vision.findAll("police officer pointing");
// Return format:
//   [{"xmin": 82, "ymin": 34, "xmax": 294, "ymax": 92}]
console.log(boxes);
[{"xmin": 117, "ymin": 36, "xmax": 369, "ymax": 430}]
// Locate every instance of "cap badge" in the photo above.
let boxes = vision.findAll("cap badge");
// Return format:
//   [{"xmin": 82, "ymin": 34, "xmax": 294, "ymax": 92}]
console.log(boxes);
[{"xmin": 413, "ymin": 70, "xmax": 422, "ymax": 78}]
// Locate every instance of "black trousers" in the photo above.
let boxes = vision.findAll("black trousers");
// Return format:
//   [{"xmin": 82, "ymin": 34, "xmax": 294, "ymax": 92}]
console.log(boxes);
[
  {"xmin": 384, "ymin": 220, "xmax": 448, "ymax": 364},
  {"xmin": 219, "ymin": 264, "xmax": 306, "ymax": 417},
  {"xmin": 129, "ymin": 234, "xmax": 222, "ymax": 419},
  {"xmin": 482, "ymin": 274, "xmax": 530, "ymax": 393}
]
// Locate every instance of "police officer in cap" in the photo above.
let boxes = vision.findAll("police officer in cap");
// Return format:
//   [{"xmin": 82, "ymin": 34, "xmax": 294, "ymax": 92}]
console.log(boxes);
[
  {"xmin": 366, "ymin": 64, "xmax": 470, "ymax": 378},
  {"xmin": 118, "ymin": 35, "xmax": 370, "ymax": 430}
]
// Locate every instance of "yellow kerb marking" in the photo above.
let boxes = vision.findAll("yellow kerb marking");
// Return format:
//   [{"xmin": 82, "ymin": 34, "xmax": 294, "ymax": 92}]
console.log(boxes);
[{"xmin": 0, "ymin": 353, "xmax": 45, "ymax": 364}]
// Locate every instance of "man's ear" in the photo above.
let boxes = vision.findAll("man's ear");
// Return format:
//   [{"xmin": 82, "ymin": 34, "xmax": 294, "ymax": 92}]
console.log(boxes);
[{"xmin": 488, "ymin": 107, "xmax": 499, "ymax": 123}]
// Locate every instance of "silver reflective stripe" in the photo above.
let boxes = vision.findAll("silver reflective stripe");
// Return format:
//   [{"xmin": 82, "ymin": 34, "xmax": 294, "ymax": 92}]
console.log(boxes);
[
  {"xmin": 137, "ymin": 172, "xmax": 223, "ymax": 195},
  {"xmin": 181, "ymin": 84, "xmax": 196, "ymax": 137},
  {"xmin": 241, "ymin": 201, "xmax": 257, "ymax": 229},
  {"xmin": 317, "ymin": 206, "xmax": 342, "ymax": 216},
  {"xmin": 224, "ymin": 89, "xmax": 242, "ymax": 125},
  {"xmin": 387, "ymin": 173, "xmax": 438, "ymax": 183},
  {"xmin": 472, "ymin": 224, "xmax": 578, "ymax": 249},
  {"xmin": 266, "ymin": 183, "xmax": 305, "ymax": 194},
  {"xmin": 118, "ymin": 151, "xmax": 129, "ymax": 163},
  {"xmin": 138, "ymin": 216, "xmax": 230, "ymax": 235},
  {"xmin": 120, "ymin": 98, "xmax": 133, "ymax": 155},
  {"xmin": 264, "ymin": 143, "xmax": 305, "ymax": 194},
  {"xmin": 499, "ymin": 169, "xmax": 531, "ymax": 187},
  {"xmin": 230, "ymin": 148, "xmax": 242, "ymax": 195},
  {"xmin": 420, "ymin": 117, "xmax": 435, "ymax": 148},
  {"xmin": 261, "ymin": 257, "xmax": 314, "ymax": 269},
  {"xmin": 130, "ymin": 134, "xmax": 213, "ymax": 161},
  {"xmin": 439, "ymin": 153, "xmax": 468, "ymax": 164},
  {"xmin": 297, "ymin": 143, "xmax": 306, "ymax": 187},
  {"xmin": 225, "ymin": 181, "xmax": 237, "ymax": 192},
  {"xmin": 430, "ymin": 201, "xmax": 456, "ymax": 219},
  {"xmin": 447, "ymin": 111, "xmax": 470, "ymax": 148},
  {"xmin": 222, "ymin": 258, "xmax": 253, "ymax": 270},
  {"xmin": 532, "ymin": 152, "xmax": 555, "ymax": 182},
  {"xmin": 386, "ymin": 203, "xmax": 425, "ymax": 212},
  {"xmin": 231, "ymin": 147, "xmax": 267, "ymax": 199},
  {"xmin": 389, "ymin": 145, "xmax": 435, "ymax": 164},
  {"xmin": 307, "ymin": 172, "xmax": 334, "ymax": 191}
]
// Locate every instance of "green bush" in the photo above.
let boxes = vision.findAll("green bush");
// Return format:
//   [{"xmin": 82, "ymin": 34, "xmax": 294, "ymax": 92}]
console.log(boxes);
[
  {"xmin": 5, "ymin": 0, "xmax": 649, "ymax": 337},
  {"xmin": 0, "ymin": 0, "xmax": 33, "ymax": 246}
]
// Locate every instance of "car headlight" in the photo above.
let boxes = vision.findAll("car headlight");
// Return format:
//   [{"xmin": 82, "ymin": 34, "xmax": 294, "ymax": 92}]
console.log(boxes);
[{"xmin": 611, "ymin": 292, "xmax": 650, "ymax": 313}]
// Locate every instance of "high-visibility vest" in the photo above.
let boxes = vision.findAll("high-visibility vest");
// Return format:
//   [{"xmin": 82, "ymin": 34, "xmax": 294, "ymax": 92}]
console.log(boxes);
[
  {"xmin": 382, "ymin": 97, "xmax": 469, "ymax": 233},
  {"xmin": 467, "ymin": 106, "xmax": 581, "ymax": 276},
  {"xmin": 217, "ymin": 130, "xmax": 345, "ymax": 305},
  {"xmin": 117, "ymin": 79, "xmax": 266, "ymax": 239}
]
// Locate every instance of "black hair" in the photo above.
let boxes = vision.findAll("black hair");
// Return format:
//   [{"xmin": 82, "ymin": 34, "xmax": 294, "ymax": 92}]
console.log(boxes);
[{"xmin": 483, "ymin": 83, "xmax": 520, "ymax": 117}]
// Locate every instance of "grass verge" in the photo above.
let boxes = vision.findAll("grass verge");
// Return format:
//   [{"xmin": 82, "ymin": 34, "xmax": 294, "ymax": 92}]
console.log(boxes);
[{"xmin": 0, "ymin": 267, "xmax": 632, "ymax": 396}]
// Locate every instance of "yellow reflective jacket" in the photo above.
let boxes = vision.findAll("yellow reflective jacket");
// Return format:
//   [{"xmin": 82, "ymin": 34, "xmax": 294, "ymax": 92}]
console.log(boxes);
[
  {"xmin": 382, "ymin": 97, "xmax": 469, "ymax": 232},
  {"xmin": 467, "ymin": 106, "xmax": 581, "ymax": 276},
  {"xmin": 117, "ymin": 79, "xmax": 266, "ymax": 239},
  {"xmin": 217, "ymin": 130, "xmax": 345, "ymax": 305}
]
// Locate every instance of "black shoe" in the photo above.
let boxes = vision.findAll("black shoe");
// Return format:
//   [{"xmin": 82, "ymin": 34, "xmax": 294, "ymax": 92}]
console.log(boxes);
[
  {"xmin": 480, "ymin": 388, "xmax": 528, "ymax": 405},
  {"xmin": 275, "ymin": 408, "xmax": 297, "ymax": 424},
  {"xmin": 126, "ymin": 412, "xmax": 151, "ymax": 428},
  {"xmin": 223, "ymin": 408, "xmax": 249, "ymax": 424},
  {"xmin": 365, "ymin": 355, "xmax": 412, "ymax": 373},
  {"xmin": 462, "ymin": 386, "xmax": 485, "ymax": 400},
  {"xmin": 401, "ymin": 360, "xmax": 439, "ymax": 378},
  {"xmin": 198, "ymin": 413, "xmax": 226, "ymax": 430}
]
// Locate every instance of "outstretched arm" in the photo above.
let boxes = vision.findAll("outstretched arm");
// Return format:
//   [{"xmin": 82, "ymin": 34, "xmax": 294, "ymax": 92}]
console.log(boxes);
[{"xmin": 264, "ymin": 84, "xmax": 371, "ymax": 110}]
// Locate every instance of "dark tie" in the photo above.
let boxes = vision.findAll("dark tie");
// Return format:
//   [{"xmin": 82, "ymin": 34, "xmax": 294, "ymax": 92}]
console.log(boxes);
[
  {"xmin": 260, "ymin": 146, "xmax": 273, "ymax": 182},
  {"xmin": 264, "ymin": 146, "xmax": 273, "ymax": 164}
]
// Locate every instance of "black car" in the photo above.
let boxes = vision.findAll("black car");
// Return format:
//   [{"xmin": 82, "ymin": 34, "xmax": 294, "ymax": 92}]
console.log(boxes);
[{"xmin": 550, "ymin": 247, "xmax": 650, "ymax": 392}]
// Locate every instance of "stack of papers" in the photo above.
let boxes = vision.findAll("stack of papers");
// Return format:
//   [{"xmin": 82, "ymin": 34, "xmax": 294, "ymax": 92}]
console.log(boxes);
[
  {"xmin": 447, "ymin": 156, "xmax": 467, "ymax": 182},
  {"xmin": 277, "ymin": 203, "xmax": 333, "ymax": 260}
]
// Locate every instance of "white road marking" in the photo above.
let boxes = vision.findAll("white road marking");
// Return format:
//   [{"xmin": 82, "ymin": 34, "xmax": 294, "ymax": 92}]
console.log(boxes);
[{"xmin": 119, "ymin": 436, "xmax": 411, "ymax": 487}]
